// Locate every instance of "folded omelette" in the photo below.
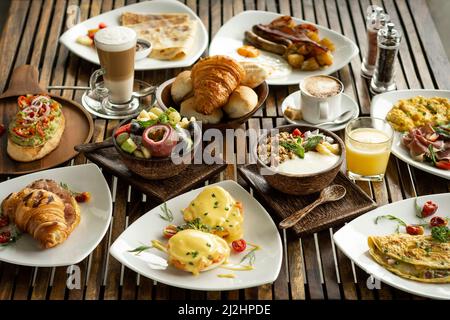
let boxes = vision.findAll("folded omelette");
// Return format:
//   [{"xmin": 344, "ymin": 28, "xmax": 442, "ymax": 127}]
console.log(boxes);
[
  {"xmin": 368, "ymin": 234, "xmax": 450, "ymax": 283},
  {"xmin": 121, "ymin": 12, "xmax": 197, "ymax": 61}
]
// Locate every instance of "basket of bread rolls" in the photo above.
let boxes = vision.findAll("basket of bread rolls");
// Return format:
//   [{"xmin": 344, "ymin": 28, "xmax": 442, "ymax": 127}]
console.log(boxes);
[{"xmin": 156, "ymin": 55, "xmax": 270, "ymax": 130}]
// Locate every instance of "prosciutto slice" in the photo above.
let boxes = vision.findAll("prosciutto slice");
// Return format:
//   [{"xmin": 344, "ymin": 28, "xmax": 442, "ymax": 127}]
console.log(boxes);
[{"xmin": 402, "ymin": 125, "xmax": 445, "ymax": 161}]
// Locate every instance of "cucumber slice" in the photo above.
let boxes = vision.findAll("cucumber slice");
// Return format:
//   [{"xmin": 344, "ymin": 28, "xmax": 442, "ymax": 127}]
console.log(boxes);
[
  {"xmin": 141, "ymin": 146, "xmax": 151, "ymax": 159},
  {"xmin": 133, "ymin": 150, "xmax": 145, "ymax": 158},
  {"xmin": 121, "ymin": 138, "xmax": 137, "ymax": 154},
  {"xmin": 115, "ymin": 132, "xmax": 130, "ymax": 145}
]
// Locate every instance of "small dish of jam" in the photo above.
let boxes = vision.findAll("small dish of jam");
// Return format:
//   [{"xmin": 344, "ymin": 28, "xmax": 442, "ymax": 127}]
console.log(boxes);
[{"xmin": 135, "ymin": 39, "xmax": 152, "ymax": 61}]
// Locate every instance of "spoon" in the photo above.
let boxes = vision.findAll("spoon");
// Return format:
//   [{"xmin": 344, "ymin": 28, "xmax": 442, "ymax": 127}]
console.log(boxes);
[
  {"xmin": 315, "ymin": 110, "xmax": 354, "ymax": 127},
  {"xmin": 279, "ymin": 185, "xmax": 347, "ymax": 229}
]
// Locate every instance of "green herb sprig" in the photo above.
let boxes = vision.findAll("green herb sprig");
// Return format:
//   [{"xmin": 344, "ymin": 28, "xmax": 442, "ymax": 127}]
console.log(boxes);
[
  {"xmin": 431, "ymin": 226, "xmax": 450, "ymax": 243},
  {"xmin": 159, "ymin": 202, "xmax": 174, "ymax": 222},
  {"xmin": 303, "ymin": 135, "xmax": 324, "ymax": 151},
  {"xmin": 280, "ymin": 141, "xmax": 305, "ymax": 158},
  {"xmin": 128, "ymin": 244, "xmax": 153, "ymax": 255}
]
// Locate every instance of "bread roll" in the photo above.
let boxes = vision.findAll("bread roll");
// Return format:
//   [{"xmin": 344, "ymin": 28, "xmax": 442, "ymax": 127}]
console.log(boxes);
[
  {"xmin": 180, "ymin": 97, "xmax": 223, "ymax": 124},
  {"xmin": 171, "ymin": 71, "xmax": 193, "ymax": 103},
  {"xmin": 223, "ymin": 86, "xmax": 258, "ymax": 119},
  {"xmin": 240, "ymin": 61, "xmax": 270, "ymax": 88}
]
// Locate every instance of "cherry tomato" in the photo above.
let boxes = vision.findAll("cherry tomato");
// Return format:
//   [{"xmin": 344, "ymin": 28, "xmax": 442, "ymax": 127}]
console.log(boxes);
[
  {"xmin": 98, "ymin": 22, "xmax": 107, "ymax": 29},
  {"xmin": 0, "ymin": 215, "xmax": 9, "ymax": 228},
  {"xmin": 163, "ymin": 225, "xmax": 178, "ymax": 239},
  {"xmin": 114, "ymin": 123, "xmax": 132, "ymax": 137},
  {"xmin": 436, "ymin": 161, "xmax": 450, "ymax": 170},
  {"xmin": 292, "ymin": 128, "xmax": 302, "ymax": 137},
  {"xmin": 430, "ymin": 216, "xmax": 448, "ymax": 227},
  {"xmin": 406, "ymin": 225, "xmax": 424, "ymax": 236},
  {"xmin": 75, "ymin": 192, "xmax": 91, "ymax": 203},
  {"xmin": 0, "ymin": 124, "xmax": 5, "ymax": 137},
  {"xmin": 0, "ymin": 231, "xmax": 11, "ymax": 244},
  {"xmin": 422, "ymin": 200, "xmax": 438, "ymax": 217},
  {"xmin": 232, "ymin": 239, "xmax": 247, "ymax": 252}
]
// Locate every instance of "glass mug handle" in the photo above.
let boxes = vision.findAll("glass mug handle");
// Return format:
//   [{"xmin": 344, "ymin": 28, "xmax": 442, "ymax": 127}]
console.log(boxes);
[{"xmin": 89, "ymin": 68, "xmax": 109, "ymax": 97}]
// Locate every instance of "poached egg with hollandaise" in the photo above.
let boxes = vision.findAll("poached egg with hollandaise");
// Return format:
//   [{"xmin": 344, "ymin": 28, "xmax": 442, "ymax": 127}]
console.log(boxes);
[
  {"xmin": 167, "ymin": 229, "xmax": 230, "ymax": 275},
  {"xmin": 183, "ymin": 186, "xmax": 244, "ymax": 242}
]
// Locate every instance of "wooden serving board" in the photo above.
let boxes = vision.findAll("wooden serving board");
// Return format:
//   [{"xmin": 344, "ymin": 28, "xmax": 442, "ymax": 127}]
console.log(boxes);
[
  {"xmin": 238, "ymin": 164, "xmax": 377, "ymax": 236},
  {"xmin": 83, "ymin": 145, "xmax": 227, "ymax": 202},
  {"xmin": 0, "ymin": 65, "xmax": 94, "ymax": 175}
]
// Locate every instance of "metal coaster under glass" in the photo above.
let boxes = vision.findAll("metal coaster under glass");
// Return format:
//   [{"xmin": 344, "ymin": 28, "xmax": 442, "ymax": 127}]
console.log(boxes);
[{"xmin": 82, "ymin": 79, "xmax": 156, "ymax": 120}]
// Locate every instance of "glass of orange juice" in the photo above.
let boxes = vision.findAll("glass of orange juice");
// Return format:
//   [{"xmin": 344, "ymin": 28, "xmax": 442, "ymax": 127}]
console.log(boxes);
[{"xmin": 345, "ymin": 117, "xmax": 394, "ymax": 181}]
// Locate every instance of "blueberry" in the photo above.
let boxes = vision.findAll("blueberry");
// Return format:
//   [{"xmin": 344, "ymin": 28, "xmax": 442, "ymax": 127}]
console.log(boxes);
[{"xmin": 130, "ymin": 122, "xmax": 141, "ymax": 134}]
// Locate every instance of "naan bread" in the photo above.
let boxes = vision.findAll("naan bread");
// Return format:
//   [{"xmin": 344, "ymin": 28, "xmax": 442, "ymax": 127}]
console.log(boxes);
[
  {"xmin": 121, "ymin": 12, "xmax": 196, "ymax": 60},
  {"xmin": 368, "ymin": 234, "xmax": 450, "ymax": 283}
]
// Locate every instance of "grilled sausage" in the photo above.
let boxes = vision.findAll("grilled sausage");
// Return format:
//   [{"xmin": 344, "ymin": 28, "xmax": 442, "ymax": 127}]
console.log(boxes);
[{"xmin": 244, "ymin": 30, "xmax": 287, "ymax": 55}]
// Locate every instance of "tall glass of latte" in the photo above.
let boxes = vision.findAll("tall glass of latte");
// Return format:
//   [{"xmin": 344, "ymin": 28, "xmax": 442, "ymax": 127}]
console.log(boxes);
[{"xmin": 91, "ymin": 26, "xmax": 137, "ymax": 111}]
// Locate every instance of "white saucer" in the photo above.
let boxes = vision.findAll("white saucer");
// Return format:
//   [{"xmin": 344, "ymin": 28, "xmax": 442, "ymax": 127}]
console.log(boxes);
[{"xmin": 281, "ymin": 91, "xmax": 360, "ymax": 131}]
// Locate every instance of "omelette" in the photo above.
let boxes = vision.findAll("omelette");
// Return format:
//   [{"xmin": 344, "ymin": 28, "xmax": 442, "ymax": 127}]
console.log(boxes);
[
  {"xmin": 121, "ymin": 12, "xmax": 197, "ymax": 60},
  {"xmin": 368, "ymin": 234, "xmax": 450, "ymax": 283},
  {"xmin": 386, "ymin": 96, "xmax": 450, "ymax": 132}
]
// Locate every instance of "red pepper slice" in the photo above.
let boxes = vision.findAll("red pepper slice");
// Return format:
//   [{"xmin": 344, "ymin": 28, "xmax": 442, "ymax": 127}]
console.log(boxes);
[
  {"xmin": 422, "ymin": 200, "xmax": 438, "ymax": 218},
  {"xmin": 436, "ymin": 161, "xmax": 450, "ymax": 170},
  {"xmin": 17, "ymin": 95, "xmax": 30, "ymax": 108},
  {"xmin": 406, "ymin": 225, "xmax": 424, "ymax": 236},
  {"xmin": 114, "ymin": 123, "xmax": 132, "ymax": 137},
  {"xmin": 98, "ymin": 22, "xmax": 107, "ymax": 29},
  {"xmin": 36, "ymin": 123, "xmax": 45, "ymax": 138},
  {"xmin": 292, "ymin": 128, "xmax": 302, "ymax": 137},
  {"xmin": 430, "ymin": 216, "xmax": 448, "ymax": 227}
]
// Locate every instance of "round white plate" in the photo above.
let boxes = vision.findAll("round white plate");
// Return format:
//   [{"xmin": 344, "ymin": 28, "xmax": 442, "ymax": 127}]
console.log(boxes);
[
  {"xmin": 334, "ymin": 193, "xmax": 450, "ymax": 300},
  {"xmin": 370, "ymin": 89, "xmax": 450, "ymax": 180},
  {"xmin": 281, "ymin": 90, "xmax": 359, "ymax": 131},
  {"xmin": 0, "ymin": 164, "xmax": 112, "ymax": 267},
  {"xmin": 109, "ymin": 180, "xmax": 283, "ymax": 291},
  {"xmin": 209, "ymin": 10, "xmax": 359, "ymax": 85},
  {"xmin": 59, "ymin": 0, "xmax": 208, "ymax": 71}
]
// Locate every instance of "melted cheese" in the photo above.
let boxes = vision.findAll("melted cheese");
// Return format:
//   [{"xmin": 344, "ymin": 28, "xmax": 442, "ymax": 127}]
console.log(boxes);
[
  {"xmin": 167, "ymin": 229, "xmax": 230, "ymax": 275},
  {"xmin": 183, "ymin": 186, "xmax": 244, "ymax": 242}
]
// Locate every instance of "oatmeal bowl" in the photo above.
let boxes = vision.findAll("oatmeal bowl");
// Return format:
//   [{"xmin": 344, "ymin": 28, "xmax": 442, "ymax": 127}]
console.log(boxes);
[{"xmin": 255, "ymin": 124, "xmax": 345, "ymax": 195}]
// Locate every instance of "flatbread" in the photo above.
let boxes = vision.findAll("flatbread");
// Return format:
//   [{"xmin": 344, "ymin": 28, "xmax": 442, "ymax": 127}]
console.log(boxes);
[
  {"xmin": 121, "ymin": 12, "xmax": 196, "ymax": 60},
  {"xmin": 7, "ymin": 115, "xmax": 65, "ymax": 162},
  {"xmin": 368, "ymin": 234, "xmax": 450, "ymax": 283}
]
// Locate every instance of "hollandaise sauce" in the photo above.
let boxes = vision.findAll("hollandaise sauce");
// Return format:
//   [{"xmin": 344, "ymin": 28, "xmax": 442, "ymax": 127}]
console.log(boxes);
[
  {"xmin": 167, "ymin": 229, "xmax": 230, "ymax": 275},
  {"xmin": 217, "ymin": 274, "xmax": 236, "ymax": 278},
  {"xmin": 151, "ymin": 240, "xmax": 167, "ymax": 253},
  {"xmin": 183, "ymin": 186, "xmax": 244, "ymax": 242}
]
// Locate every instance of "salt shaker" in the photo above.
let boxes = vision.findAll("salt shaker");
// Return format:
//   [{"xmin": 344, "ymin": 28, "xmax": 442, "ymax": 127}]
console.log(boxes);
[
  {"xmin": 370, "ymin": 23, "xmax": 402, "ymax": 94},
  {"xmin": 361, "ymin": 6, "xmax": 390, "ymax": 78}
]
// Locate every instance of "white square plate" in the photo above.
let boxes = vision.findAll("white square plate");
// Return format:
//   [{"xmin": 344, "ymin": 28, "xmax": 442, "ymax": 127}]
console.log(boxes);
[
  {"xmin": 110, "ymin": 180, "xmax": 283, "ymax": 291},
  {"xmin": 209, "ymin": 10, "xmax": 359, "ymax": 85},
  {"xmin": 0, "ymin": 164, "xmax": 112, "ymax": 267},
  {"xmin": 334, "ymin": 193, "xmax": 450, "ymax": 299},
  {"xmin": 370, "ymin": 89, "xmax": 450, "ymax": 180},
  {"xmin": 59, "ymin": 0, "xmax": 208, "ymax": 71}
]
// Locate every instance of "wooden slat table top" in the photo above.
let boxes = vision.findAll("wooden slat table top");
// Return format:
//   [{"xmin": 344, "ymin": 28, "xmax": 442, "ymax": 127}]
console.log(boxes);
[{"xmin": 0, "ymin": 0, "xmax": 448, "ymax": 300}]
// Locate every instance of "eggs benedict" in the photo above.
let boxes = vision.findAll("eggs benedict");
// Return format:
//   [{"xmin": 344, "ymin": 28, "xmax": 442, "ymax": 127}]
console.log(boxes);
[
  {"xmin": 183, "ymin": 186, "xmax": 244, "ymax": 242},
  {"xmin": 167, "ymin": 229, "xmax": 230, "ymax": 275}
]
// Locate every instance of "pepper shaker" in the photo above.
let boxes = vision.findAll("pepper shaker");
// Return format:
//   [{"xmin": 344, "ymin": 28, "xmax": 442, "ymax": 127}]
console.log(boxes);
[
  {"xmin": 361, "ymin": 5, "xmax": 390, "ymax": 78},
  {"xmin": 370, "ymin": 23, "xmax": 402, "ymax": 94}
]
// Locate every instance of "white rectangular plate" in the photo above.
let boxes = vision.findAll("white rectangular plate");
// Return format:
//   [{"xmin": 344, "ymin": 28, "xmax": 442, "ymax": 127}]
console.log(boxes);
[
  {"xmin": 110, "ymin": 180, "xmax": 283, "ymax": 291},
  {"xmin": 59, "ymin": 0, "xmax": 208, "ymax": 71},
  {"xmin": 0, "ymin": 164, "xmax": 112, "ymax": 267},
  {"xmin": 371, "ymin": 89, "xmax": 450, "ymax": 180},
  {"xmin": 209, "ymin": 10, "xmax": 359, "ymax": 85},
  {"xmin": 334, "ymin": 193, "xmax": 450, "ymax": 299}
]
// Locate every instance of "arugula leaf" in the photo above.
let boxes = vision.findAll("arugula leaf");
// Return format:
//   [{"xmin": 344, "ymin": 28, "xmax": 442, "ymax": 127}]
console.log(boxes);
[
  {"xmin": 431, "ymin": 226, "xmax": 450, "ymax": 243},
  {"xmin": 138, "ymin": 119, "xmax": 157, "ymax": 128},
  {"xmin": 280, "ymin": 141, "xmax": 305, "ymax": 158},
  {"xmin": 375, "ymin": 215, "xmax": 407, "ymax": 227},
  {"xmin": 434, "ymin": 126, "xmax": 450, "ymax": 139},
  {"xmin": 303, "ymin": 135, "xmax": 324, "ymax": 151},
  {"xmin": 427, "ymin": 144, "xmax": 437, "ymax": 165}
]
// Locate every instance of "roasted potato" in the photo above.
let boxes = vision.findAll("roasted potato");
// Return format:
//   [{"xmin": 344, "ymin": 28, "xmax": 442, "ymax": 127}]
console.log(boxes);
[
  {"xmin": 287, "ymin": 53, "xmax": 304, "ymax": 68},
  {"xmin": 306, "ymin": 31, "xmax": 320, "ymax": 42},
  {"xmin": 319, "ymin": 38, "xmax": 336, "ymax": 51},
  {"xmin": 301, "ymin": 57, "xmax": 320, "ymax": 71},
  {"xmin": 316, "ymin": 51, "xmax": 334, "ymax": 66}
]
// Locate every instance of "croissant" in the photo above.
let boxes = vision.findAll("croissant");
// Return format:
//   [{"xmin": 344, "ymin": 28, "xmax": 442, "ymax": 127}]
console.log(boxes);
[
  {"xmin": 1, "ymin": 179, "xmax": 81, "ymax": 249},
  {"xmin": 191, "ymin": 55, "xmax": 246, "ymax": 114}
]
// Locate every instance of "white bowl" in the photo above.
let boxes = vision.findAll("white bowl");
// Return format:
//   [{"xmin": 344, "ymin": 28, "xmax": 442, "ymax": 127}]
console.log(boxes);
[{"xmin": 135, "ymin": 39, "xmax": 152, "ymax": 61}]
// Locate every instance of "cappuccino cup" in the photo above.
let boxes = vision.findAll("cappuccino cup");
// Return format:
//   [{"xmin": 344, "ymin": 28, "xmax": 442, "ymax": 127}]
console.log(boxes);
[
  {"xmin": 300, "ymin": 75, "xmax": 343, "ymax": 124},
  {"xmin": 91, "ymin": 26, "xmax": 137, "ymax": 105}
]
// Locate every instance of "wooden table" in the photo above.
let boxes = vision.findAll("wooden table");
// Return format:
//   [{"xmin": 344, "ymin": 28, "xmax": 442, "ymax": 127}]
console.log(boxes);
[{"xmin": 0, "ymin": 0, "xmax": 449, "ymax": 301}]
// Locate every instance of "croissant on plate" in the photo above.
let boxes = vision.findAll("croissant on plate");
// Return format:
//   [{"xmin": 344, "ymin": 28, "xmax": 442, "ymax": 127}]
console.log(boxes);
[
  {"xmin": 190, "ymin": 55, "xmax": 246, "ymax": 115},
  {"xmin": 1, "ymin": 179, "xmax": 81, "ymax": 249}
]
